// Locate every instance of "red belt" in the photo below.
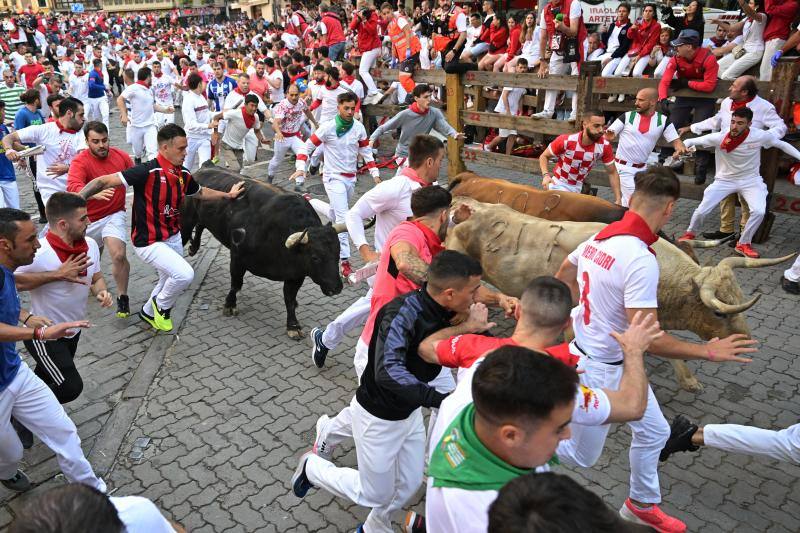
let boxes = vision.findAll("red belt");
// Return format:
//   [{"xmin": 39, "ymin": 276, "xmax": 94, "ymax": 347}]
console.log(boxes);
[
  {"xmin": 338, "ymin": 172, "xmax": 356, "ymax": 178},
  {"xmin": 615, "ymin": 157, "xmax": 645, "ymax": 168},
  {"xmin": 281, "ymin": 131, "xmax": 301, "ymax": 137}
]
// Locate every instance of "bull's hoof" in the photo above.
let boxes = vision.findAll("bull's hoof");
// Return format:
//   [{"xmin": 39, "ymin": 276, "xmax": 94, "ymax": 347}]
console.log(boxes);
[
  {"xmin": 222, "ymin": 306, "xmax": 239, "ymax": 317},
  {"xmin": 287, "ymin": 328, "xmax": 305, "ymax": 340},
  {"xmin": 188, "ymin": 245, "xmax": 199, "ymax": 257},
  {"xmin": 679, "ymin": 376, "xmax": 704, "ymax": 392}
]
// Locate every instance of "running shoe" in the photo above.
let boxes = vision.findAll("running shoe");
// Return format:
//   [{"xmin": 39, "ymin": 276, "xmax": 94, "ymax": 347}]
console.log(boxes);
[
  {"xmin": 619, "ymin": 499, "xmax": 686, "ymax": 533},
  {"xmin": 660, "ymin": 415, "xmax": 699, "ymax": 462},
  {"xmin": 116, "ymin": 294, "xmax": 130, "ymax": 318},
  {"xmin": 313, "ymin": 414, "xmax": 335, "ymax": 461},
  {"xmin": 404, "ymin": 511, "xmax": 426, "ymax": 533},
  {"xmin": 781, "ymin": 276, "xmax": 800, "ymax": 295},
  {"xmin": 1, "ymin": 470, "xmax": 31, "ymax": 492},
  {"xmin": 310, "ymin": 327, "xmax": 329, "ymax": 368},
  {"xmin": 340, "ymin": 260, "xmax": 353, "ymax": 279},
  {"xmin": 149, "ymin": 298, "xmax": 173, "ymax": 332},
  {"xmin": 735, "ymin": 243, "xmax": 760, "ymax": 258},
  {"xmin": 677, "ymin": 231, "xmax": 695, "ymax": 242},
  {"xmin": 291, "ymin": 450, "xmax": 315, "ymax": 498}
]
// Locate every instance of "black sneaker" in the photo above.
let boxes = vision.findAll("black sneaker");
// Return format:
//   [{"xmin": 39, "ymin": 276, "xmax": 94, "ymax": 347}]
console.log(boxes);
[
  {"xmin": 659, "ymin": 415, "xmax": 700, "ymax": 462},
  {"xmin": 1, "ymin": 470, "xmax": 31, "ymax": 492},
  {"xmin": 701, "ymin": 231, "xmax": 735, "ymax": 240},
  {"xmin": 268, "ymin": 175, "xmax": 275, "ymax": 183},
  {"xmin": 291, "ymin": 450, "xmax": 314, "ymax": 498},
  {"xmin": 38, "ymin": 216, "xmax": 47, "ymax": 224},
  {"xmin": 308, "ymin": 164, "xmax": 320, "ymax": 176},
  {"xmin": 781, "ymin": 276, "xmax": 800, "ymax": 295},
  {"xmin": 310, "ymin": 327, "xmax": 329, "ymax": 368},
  {"xmin": 12, "ymin": 417, "xmax": 33, "ymax": 449},
  {"xmin": 404, "ymin": 511, "xmax": 426, "ymax": 533},
  {"xmin": 694, "ymin": 173, "xmax": 707, "ymax": 185},
  {"xmin": 116, "ymin": 294, "xmax": 130, "ymax": 318}
]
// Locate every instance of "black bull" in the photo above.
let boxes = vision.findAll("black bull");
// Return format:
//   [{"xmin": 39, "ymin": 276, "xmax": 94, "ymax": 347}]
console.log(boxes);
[{"xmin": 180, "ymin": 166, "xmax": 344, "ymax": 339}]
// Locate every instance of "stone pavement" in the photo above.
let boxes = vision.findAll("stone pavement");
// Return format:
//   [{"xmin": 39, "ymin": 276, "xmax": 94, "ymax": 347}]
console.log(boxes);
[{"xmin": 2, "ymin": 113, "xmax": 800, "ymax": 532}]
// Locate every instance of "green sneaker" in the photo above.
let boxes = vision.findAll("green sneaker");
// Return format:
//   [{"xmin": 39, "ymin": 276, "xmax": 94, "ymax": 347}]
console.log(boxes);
[{"xmin": 150, "ymin": 298, "xmax": 173, "ymax": 332}]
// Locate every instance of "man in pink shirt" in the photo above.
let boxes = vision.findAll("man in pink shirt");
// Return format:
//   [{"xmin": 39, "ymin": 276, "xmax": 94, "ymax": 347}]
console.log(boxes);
[
  {"xmin": 760, "ymin": 0, "xmax": 799, "ymax": 80},
  {"xmin": 247, "ymin": 61, "xmax": 270, "ymax": 104}
]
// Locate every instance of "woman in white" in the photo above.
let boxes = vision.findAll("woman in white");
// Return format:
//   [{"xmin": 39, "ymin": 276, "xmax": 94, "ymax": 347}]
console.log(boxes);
[
  {"xmin": 652, "ymin": 28, "xmax": 674, "ymax": 79},
  {"xmin": 505, "ymin": 11, "xmax": 540, "ymax": 72},
  {"xmin": 715, "ymin": 0, "xmax": 766, "ymax": 80}
]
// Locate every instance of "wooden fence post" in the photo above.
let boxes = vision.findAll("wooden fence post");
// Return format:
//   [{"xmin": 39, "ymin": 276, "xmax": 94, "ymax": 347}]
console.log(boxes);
[
  {"xmin": 446, "ymin": 72, "xmax": 466, "ymax": 178},
  {"xmin": 575, "ymin": 60, "xmax": 601, "ymax": 125}
]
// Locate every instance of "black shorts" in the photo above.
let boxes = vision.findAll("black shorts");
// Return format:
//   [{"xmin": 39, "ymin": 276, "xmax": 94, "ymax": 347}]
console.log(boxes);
[{"xmin": 23, "ymin": 332, "xmax": 83, "ymax": 404}]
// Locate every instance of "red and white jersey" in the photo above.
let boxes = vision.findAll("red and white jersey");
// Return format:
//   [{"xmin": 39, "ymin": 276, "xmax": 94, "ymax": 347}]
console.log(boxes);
[
  {"xmin": 567, "ymin": 232, "xmax": 659, "ymax": 363},
  {"xmin": 150, "ymin": 73, "xmax": 175, "ymax": 107},
  {"xmin": 548, "ymin": 131, "xmax": 614, "ymax": 189},
  {"xmin": 295, "ymin": 118, "xmax": 376, "ymax": 179},
  {"xmin": 608, "ymin": 111, "xmax": 679, "ymax": 166},
  {"xmin": 272, "ymin": 98, "xmax": 308, "ymax": 134}
]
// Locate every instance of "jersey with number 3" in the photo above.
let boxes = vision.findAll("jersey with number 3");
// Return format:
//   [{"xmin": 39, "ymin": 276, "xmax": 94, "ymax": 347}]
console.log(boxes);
[{"xmin": 568, "ymin": 234, "xmax": 659, "ymax": 362}]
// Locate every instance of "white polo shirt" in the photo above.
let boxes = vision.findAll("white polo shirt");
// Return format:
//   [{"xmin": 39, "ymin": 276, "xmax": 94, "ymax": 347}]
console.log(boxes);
[
  {"xmin": 16, "ymin": 122, "xmax": 87, "ymax": 200},
  {"xmin": 608, "ymin": 111, "xmax": 679, "ymax": 166},
  {"xmin": 15, "ymin": 236, "xmax": 101, "ymax": 334},
  {"xmin": 221, "ymin": 108, "xmax": 261, "ymax": 150},
  {"xmin": 568, "ymin": 233, "xmax": 659, "ymax": 363},
  {"xmin": 690, "ymin": 95, "xmax": 787, "ymax": 139},
  {"xmin": 120, "ymin": 82, "xmax": 156, "ymax": 127},
  {"xmin": 266, "ymin": 68, "xmax": 284, "ymax": 104}
]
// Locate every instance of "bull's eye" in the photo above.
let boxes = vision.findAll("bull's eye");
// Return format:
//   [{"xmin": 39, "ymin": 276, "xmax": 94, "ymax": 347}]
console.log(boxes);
[{"xmin": 713, "ymin": 311, "xmax": 728, "ymax": 318}]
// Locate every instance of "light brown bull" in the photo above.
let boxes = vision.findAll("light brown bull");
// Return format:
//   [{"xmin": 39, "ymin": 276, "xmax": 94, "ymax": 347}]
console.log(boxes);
[
  {"xmin": 449, "ymin": 172, "xmax": 628, "ymax": 224},
  {"xmin": 447, "ymin": 198, "xmax": 793, "ymax": 391}
]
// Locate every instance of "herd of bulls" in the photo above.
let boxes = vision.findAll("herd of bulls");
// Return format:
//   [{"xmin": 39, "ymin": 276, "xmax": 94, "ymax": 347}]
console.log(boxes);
[{"xmin": 179, "ymin": 165, "xmax": 792, "ymax": 390}]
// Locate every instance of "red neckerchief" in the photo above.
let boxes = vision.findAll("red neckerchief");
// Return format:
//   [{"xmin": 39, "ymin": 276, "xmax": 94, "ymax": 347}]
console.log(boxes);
[
  {"xmin": 290, "ymin": 72, "xmax": 306, "ymax": 83},
  {"xmin": 615, "ymin": 17, "xmax": 629, "ymax": 27},
  {"xmin": 594, "ymin": 210, "xmax": 658, "ymax": 255},
  {"xmin": 637, "ymin": 111, "xmax": 653, "ymax": 134},
  {"xmin": 409, "ymin": 102, "xmax": 428, "ymax": 115},
  {"xmin": 268, "ymin": 67, "xmax": 277, "ymax": 75},
  {"xmin": 721, "ymin": 128, "xmax": 749, "ymax": 152},
  {"xmin": 136, "ymin": 80, "xmax": 149, "ymax": 88},
  {"xmin": 45, "ymin": 230, "xmax": 89, "ymax": 276},
  {"xmin": 241, "ymin": 107, "xmax": 256, "ymax": 129},
  {"xmin": 56, "ymin": 120, "xmax": 78, "ymax": 135},
  {"xmin": 234, "ymin": 87, "xmax": 247, "ymax": 96},
  {"xmin": 326, "ymin": 81, "xmax": 339, "ymax": 90},
  {"xmin": 342, "ymin": 74, "xmax": 355, "ymax": 85},
  {"xmin": 400, "ymin": 167, "xmax": 429, "ymax": 187},
  {"xmin": 710, "ymin": 36, "xmax": 727, "ymax": 47},
  {"xmin": 156, "ymin": 153, "xmax": 185, "ymax": 188},
  {"xmin": 154, "ymin": 72, "xmax": 163, "ymax": 78},
  {"xmin": 410, "ymin": 220, "xmax": 444, "ymax": 256},
  {"xmin": 730, "ymin": 95, "xmax": 755, "ymax": 111}
]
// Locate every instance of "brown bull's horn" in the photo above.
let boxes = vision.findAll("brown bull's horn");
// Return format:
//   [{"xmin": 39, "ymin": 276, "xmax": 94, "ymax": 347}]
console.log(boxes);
[
  {"xmin": 699, "ymin": 284, "xmax": 761, "ymax": 314},
  {"xmin": 681, "ymin": 238, "xmax": 727, "ymax": 248},
  {"xmin": 331, "ymin": 222, "xmax": 348, "ymax": 233},
  {"xmin": 285, "ymin": 230, "xmax": 309, "ymax": 248},
  {"xmin": 717, "ymin": 253, "xmax": 796, "ymax": 270}
]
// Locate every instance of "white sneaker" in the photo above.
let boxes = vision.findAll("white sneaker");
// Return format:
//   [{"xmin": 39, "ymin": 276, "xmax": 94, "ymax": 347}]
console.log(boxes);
[
  {"xmin": 532, "ymin": 110, "xmax": 553, "ymax": 119},
  {"xmin": 313, "ymin": 414, "xmax": 335, "ymax": 461},
  {"xmin": 607, "ymin": 94, "xmax": 616, "ymax": 103},
  {"xmin": 567, "ymin": 112, "xmax": 577, "ymax": 122},
  {"xmin": 617, "ymin": 94, "xmax": 625, "ymax": 103}
]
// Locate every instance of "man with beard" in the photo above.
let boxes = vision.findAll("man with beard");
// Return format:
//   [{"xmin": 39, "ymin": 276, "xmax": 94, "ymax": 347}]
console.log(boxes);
[
  {"xmin": 150, "ymin": 60, "xmax": 178, "ymax": 129},
  {"xmin": 538, "ymin": 109, "xmax": 621, "ymax": 205},
  {"xmin": 223, "ymin": 73, "xmax": 270, "ymax": 164},
  {"xmin": 269, "ymin": 84, "xmax": 317, "ymax": 187},
  {"xmin": 66, "ymin": 121, "xmax": 134, "ymax": 318},
  {"xmin": 14, "ymin": 193, "xmax": 112, "ymax": 407},
  {"xmin": 605, "ymin": 88, "xmax": 685, "ymax": 207},
  {"xmin": 3, "ymin": 97, "xmax": 86, "ymax": 205}
]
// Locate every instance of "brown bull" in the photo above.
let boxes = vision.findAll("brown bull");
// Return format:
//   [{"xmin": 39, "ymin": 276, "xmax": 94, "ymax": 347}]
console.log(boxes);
[{"xmin": 448, "ymin": 172, "xmax": 627, "ymax": 224}]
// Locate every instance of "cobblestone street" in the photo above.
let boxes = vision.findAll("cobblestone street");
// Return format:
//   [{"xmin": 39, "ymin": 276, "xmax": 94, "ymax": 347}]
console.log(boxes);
[{"xmin": 1, "ymin": 113, "xmax": 799, "ymax": 532}]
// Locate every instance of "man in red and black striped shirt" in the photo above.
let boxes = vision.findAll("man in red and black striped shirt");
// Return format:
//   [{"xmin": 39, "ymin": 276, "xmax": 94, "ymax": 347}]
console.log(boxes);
[{"xmin": 77, "ymin": 124, "xmax": 244, "ymax": 332}]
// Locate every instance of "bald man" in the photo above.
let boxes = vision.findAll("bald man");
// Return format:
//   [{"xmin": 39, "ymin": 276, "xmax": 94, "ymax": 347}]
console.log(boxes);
[{"xmin": 605, "ymin": 88, "xmax": 686, "ymax": 206}]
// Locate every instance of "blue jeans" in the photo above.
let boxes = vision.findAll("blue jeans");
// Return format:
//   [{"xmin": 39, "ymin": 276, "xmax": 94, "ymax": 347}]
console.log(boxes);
[{"xmin": 328, "ymin": 41, "xmax": 345, "ymax": 61}]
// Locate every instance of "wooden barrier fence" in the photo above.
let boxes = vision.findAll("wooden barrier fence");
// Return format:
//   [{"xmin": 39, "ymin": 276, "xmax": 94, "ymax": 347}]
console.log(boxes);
[{"xmin": 361, "ymin": 58, "xmax": 800, "ymax": 230}]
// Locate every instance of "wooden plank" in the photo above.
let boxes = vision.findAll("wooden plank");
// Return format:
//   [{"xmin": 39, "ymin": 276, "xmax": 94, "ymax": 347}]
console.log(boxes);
[
  {"xmin": 362, "ymin": 104, "xmax": 404, "ymax": 115},
  {"xmin": 461, "ymin": 110, "xmax": 574, "ymax": 136},
  {"xmin": 591, "ymin": 76, "xmax": 771, "ymax": 99},
  {"xmin": 369, "ymin": 67, "xmax": 445, "ymax": 85},
  {"xmin": 447, "ymin": 73, "xmax": 466, "ymax": 177},
  {"xmin": 461, "ymin": 147, "xmax": 537, "ymax": 174},
  {"xmin": 463, "ymin": 71, "xmax": 578, "ymax": 92},
  {"xmin": 576, "ymin": 61, "xmax": 600, "ymax": 124}
]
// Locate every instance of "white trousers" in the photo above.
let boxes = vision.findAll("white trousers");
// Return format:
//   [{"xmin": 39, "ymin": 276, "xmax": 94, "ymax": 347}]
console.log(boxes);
[
  {"xmin": 306, "ymin": 398, "xmax": 426, "ymax": 533},
  {"xmin": 419, "ymin": 37, "xmax": 432, "ymax": 70},
  {"xmin": 556, "ymin": 358, "xmax": 669, "ymax": 503},
  {"xmin": 654, "ymin": 55, "xmax": 671, "ymax": 78},
  {"xmin": 134, "ymin": 233, "xmax": 194, "ymax": 314},
  {"xmin": 704, "ymin": 423, "xmax": 800, "ymax": 464},
  {"xmin": 785, "ymin": 254, "xmax": 800, "ymax": 282},
  {"xmin": 600, "ymin": 55, "xmax": 622, "ymax": 77},
  {"xmin": 359, "ymin": 48, "xmax": 382, "ymax": 95},
  {"xmin": 0, "ymin": 362, "xmax": 106, "ymax": 490},
  {"xmin": 268, "ymin": 135, "xmax": 305, "ymax": 178},
  {"xmin": 244, "ymin": 130, "xmax": 258, "ymax": 163},
  {"xmin": 323, "ymin": 175, "xmax": 356, "ymax": 259},
  {"xmin": 687, "ymin": 178, "xmax": 767, "ymax": 244},
  {"xmin": 86, "ymin": 210, "xmax": 127, "ymax": 245},
  {"xmin": 614, "ymin": 55, "xmax": 649, "ymax": 78},
  {"xmin": 547, "ymin": 177, "xmax": 582, "ymax": 194},
  {"xmin": 717, "ymin": 49, "xmax": 764, "ymax": 80},
  {"xmin": 322, "ymin": 289, "xmax": 372, "ymax": 350},
  {"xmin": 154, "ymin": 112, "xmax": 174, "ymax": 129},
  {"xmin": 618, "ymin": 164, "xmax": 643, "ymax": 207},
  {"xmin": 129, "ymin": 124, "xmax": 158, "ymax": 160},
  {"xmin": 87, "ymin": 96, "xmax": 109, "ymax": 127},
  {"xmin": 0, "ymin": 180, "xmax": 19, "ymax": 209},
  {"xmin": 760, "ymin": 38, "xmax": 785, "ymax": 81},
  {"xmin": 184, "ymin": 136, "xmax": 212, "ymax": 172},
  {"xmin": 543, "ymin": 54, "xmax": 578, "ymax": 114}
]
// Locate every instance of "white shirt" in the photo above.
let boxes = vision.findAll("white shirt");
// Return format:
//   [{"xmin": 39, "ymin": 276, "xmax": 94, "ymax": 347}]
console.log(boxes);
[
  {"xmin": 345, "ymin": 171, "xmax": 422, "ymax": 251},
  {"xmin": 181, "ymin": 90, "xmax": 212, "ymax": 139},
  {"xmin": 568, "ymin": 233, "xmax": 659, "ymax": 363},
  {"xmin": 68, "ymin": 72, "xmax": 90, "ymax": 101},
  {"xmin": 60, "ymin": 60, "xmax": 76, "ymax": 82},
  {"xmin": 223, "ymin": 89, "xmax": 268, "ymax": 113},
  {"xmin": 221, "ymin": 108, "xmax": 261, "ymax": 150},
  {"xmin": 121, "ymin": 83, "xmax": 156, "ymax": 127},
  {"xmin": 608, "ymin": 111, "xmax": 679, "ymax": 165},
  {"xmin": 685, "ymin": 128, "xmax": 800, "ymax": 182},
  {"xmin": 282, "ymin": 32, "xmax": 300, "ymax": 49},
  {"xmin": 297, "ymin": 118, "xmax": 377, "ymax": 179},
  {"xmin": 466, "ymin": 24, "xmax": 482, "ymax": 49},
  {"xmin": 494, "ymin": 87, "xmax": 526, "ymax": 115},
  {"xmin": 426, "ymin": 355, "xmax": 610, "ymax": 533},
  {"xmin": 266, "ymin": 69, "xmax": 284, "ymax": 103},
  {"xmin": 315, "ymin": 84, "xmax": 350, "ymax": 125},
  {"xmin": 110, "ymin": 496, "xmax": 176, "ymax": 533},
  {"xmin": 150, "ymin": 73, "xmax": 175, "ymax": 106},
  {"xmin": 741, "ymin": 14, "xmax": 766, "ymax": 52},
  {"xmin": 605, "ymin": 24, "xmax": 626, "ymax": 55},
  {"xmin": 340, "ymin": 77, "xmax": 365, "ymax": 100},
  {"xmin": 10, "ymin": 51, "xmax": 25, "ymax": 71},
  {"xmin": 16, "ymin": 236, "xmax": 101, "ymax": 334},
  {"xmin": 690, "ymin": 95, "xmax": 787, "ymax": 140},
  {"xmin": 16, "ymin": 122, "xmax": 86, "ymax": 199}
]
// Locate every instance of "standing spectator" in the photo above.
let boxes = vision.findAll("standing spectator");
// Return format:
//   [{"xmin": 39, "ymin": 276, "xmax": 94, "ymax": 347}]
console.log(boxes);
[
  {"xmin": 661, "ymin": 0, "xmax": 705, "ymax": 36},
  {"xmin": 382, "ymin": 3, "xmax": 423, "ymax": 102},
  {"xmin": 658, "ymin": 29, "xmax": 719, "ymax": 184},
  {"xmin": 0, "ymin": 70, "xmax": 24, "ymax": 124},
  {"xmin": 715, "ymin": 0, "xmax": 767, "ymax": 80},
  {"xmin": 351, "ymin": 2, "xmax": 383, "ymax": 104},
  {"xmin": 759, "ymin": 0, "xmax": 798, "ymax": 80},
  {"xmin": 17, "ymin": 51, "xmax": 44, "ymax": 89},
  {"xmin": 415, "ymin": 0, "xmax": 436, "ymax": 70},
  {"xmin": 0, "ymin": 101, "xmax": 19, "ymax": 208},
  {"xmin": 319, "ymin": 3, "xmax": 347, "ymax": 61}
]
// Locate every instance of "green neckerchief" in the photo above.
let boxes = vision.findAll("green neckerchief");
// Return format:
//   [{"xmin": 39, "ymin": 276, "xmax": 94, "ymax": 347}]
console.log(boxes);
[
  {"xmin": 334, "ymin": 114, "xmax": 354, "ymax": 137},
  {"xmin": 429, "ymin": 403, "xmax": 531, "ymax": 491}
]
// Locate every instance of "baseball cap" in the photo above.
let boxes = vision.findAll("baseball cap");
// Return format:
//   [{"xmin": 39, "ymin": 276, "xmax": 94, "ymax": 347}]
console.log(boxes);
[{"xmin": 671, "ymin": 29, "xmax": 700, "ymax": 47}]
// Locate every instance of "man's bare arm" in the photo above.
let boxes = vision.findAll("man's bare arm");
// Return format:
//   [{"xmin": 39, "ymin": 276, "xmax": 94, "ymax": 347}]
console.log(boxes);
[
  {"xmin": 390, "ymin": 240, "xmax": 429, "ymax": 286},
  {"xmin": 79, "ymin": 173, "xmax": 124, "ymax": 199}
]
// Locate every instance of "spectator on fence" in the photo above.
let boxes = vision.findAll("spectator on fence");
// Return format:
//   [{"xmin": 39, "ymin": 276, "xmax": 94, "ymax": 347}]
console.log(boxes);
[
  {"xmin": 485, "ymin": 58, "xmax": 529, "ymax": 155},
  {"xmin": 434, "ymin": 0, "xmax": 478, "ymax": 74},
  {"xmin": 462, "ymin": 0, "xmax": 497, "ymax": 61},
  {"xmin": 587, "ymin": 32, "xmax": 605, "ymax": 61},
  {"xmin": 770, "ymin": 24, "xmax": 800, "ymax": 68},
  {"xmin": 493, "ymin": 13, "xmax": 523, "ymax": 72},
  {"xmin": 478, "ymin": 13, "xmax": 511, "ymax": 71},
  {"xmin": 713, "ymin": 0, "xmax": 767, "ymax": 80},
  {"xmin": 351, "ymin": 1, "xmax": 383, "ymax": 105},
  {"xmin": 661, "ymin": 0, "xmax": 705, "ymax": 37},
  {"xmin": 703, "ymin": 25, "xmax": 729, "ymax": 51},
  {"xmin": 709, "ymin": 26, "xmax": 742, "ymax": 61},
  {"xmin": 462, "ymin": 12, "xmax": 484, "ymax": 59},
  {"xmin": 598, "ymin": 3, "xmax": 632, "ymax": 79},
  {"xmin": 758, "ymin": 0, "xmax": 798, "ymax": 81},
  {"xmin": 505, "ymin": 11, "xmax": 540, "ymax": 72},
  {"xmin": 414, "ymin": 0, "xmax": 436, "ymax": 69},
  {"xmin": 652, "ymin": 28, "xmax": 674, "ymax": 78},
  {"xmin": 611, "ymin": 4, "xmax": 661, "ymax": 88}
]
